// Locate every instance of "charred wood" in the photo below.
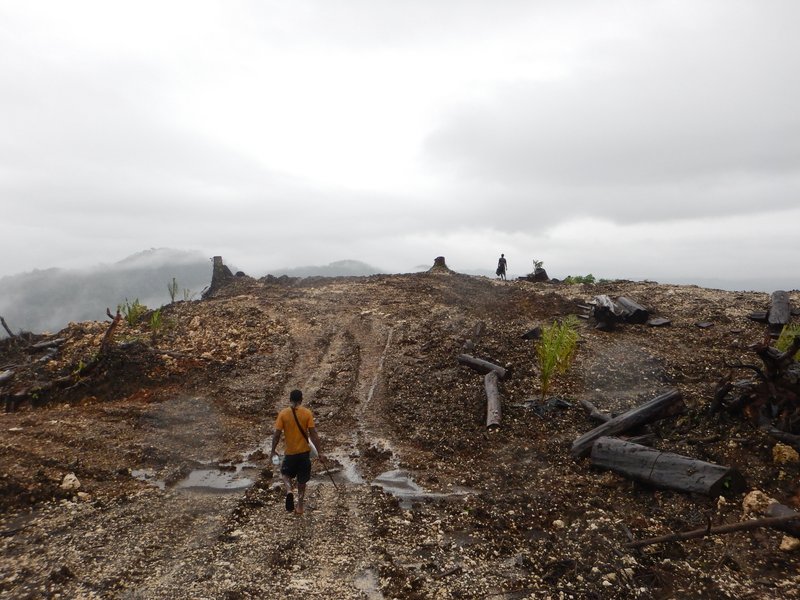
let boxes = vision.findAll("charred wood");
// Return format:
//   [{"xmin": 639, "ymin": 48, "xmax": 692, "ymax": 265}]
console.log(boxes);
[
  {"xmin": 571, "ymin": 389, "xmax": 684, "ymax": 459},
  {"xmin": 617, "ymin": 297, "xmax": 649, "ymax": 324},
  {"xmin": 457, "ymin": 354, "xmax": 510, "ymax": 380},
  {"xmin": 0, "ymin": 317, "xmax": 14, "ymax": 338},
  {"xmin": 590, "ymin": 437, "xmax": 746, "ymax": 496},
  {"xmin": 766, "ymin": 503, "xmax": 800, "ymax": 538},
  {"xmin": 768, "ymin": 290, "xmax": 791, "ymax": 333},
  {"xmin": 484, "ymin": 371, "xmax": 502, "ymax": 429},
  {"xmin": 579, "ymin": 399, "xmax": 611, "ymax": 423},
  {"xmin": 625, "ymin": 514, "xmax": 800, "ymax": 549},
  {"xmin": 28, "ymin": 338, "xmax": 66, "ymax": 351}
]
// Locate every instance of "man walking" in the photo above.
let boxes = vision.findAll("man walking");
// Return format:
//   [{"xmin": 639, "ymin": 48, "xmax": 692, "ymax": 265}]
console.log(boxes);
[
  {"xmin": 496, "ymin": 253, "xmax": 508, "ymax": 280},
  {"xmin": 269, "ymin": 389, "xmax": 325, "ymax": 515}
]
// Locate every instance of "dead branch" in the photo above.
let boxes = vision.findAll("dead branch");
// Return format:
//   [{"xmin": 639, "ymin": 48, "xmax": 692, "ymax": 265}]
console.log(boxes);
[
  {"xmin": 100, "ymin": 309, "xmax": 122, "ymax": 355},
  {"xmin": 625, "ymin": 514, "xmax": 800, "ymax": 549},
  {"xmin": 579, "ymin": 399, "xmax": 611, "ymax": 423},
  {"xmin": 0, "ymin": 317, "xmax": 14, "ymax": 338}
]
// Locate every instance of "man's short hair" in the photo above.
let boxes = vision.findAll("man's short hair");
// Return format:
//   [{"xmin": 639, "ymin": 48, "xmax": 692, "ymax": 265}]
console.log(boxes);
[{"xmin": 289, "ymin": 389, "xmax": 303, "ymax": 403}]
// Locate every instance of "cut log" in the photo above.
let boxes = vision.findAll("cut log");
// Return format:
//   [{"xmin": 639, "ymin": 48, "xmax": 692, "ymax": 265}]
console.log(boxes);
[
  {"xmin": 617, "ymin": 297, "xmax": 649, "ymax": 324},
  {"xmin": 590, "ymin": 437, "xmax": 746, "ymax": 496},
  {"xmin": 457, "ymin": 354, "xmax": 510, "ymax": 380},
  {"xmin": 766, "ymin": 503, "xmax": 800, "ymax": 538},
  {"xmin": 571, "ymin": 389, "xmax": 684, "ymax": 458},
  {"xmin": 768, "ymin": 290, "xmax": 791, "ymax": 333},
  {"xmin": 484, "ymin": 371, "xmax": 502, "ymax": 428},
  {"xmin": 579, "ymin": 399, "xmax": 611, "ymax": 423}
]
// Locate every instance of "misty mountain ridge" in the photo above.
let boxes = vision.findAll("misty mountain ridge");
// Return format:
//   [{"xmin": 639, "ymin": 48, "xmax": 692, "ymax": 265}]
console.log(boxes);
[
  {"xmin": 0, "ymin": 249, "xmax": 212, "ymax": 337},
  {"xmin": 266, "ymin": 259, "xmax": 384, "ymax": 278},
  {"xmin": 0, "ymin": 251, "xmax": 387, "ymax": 337}
]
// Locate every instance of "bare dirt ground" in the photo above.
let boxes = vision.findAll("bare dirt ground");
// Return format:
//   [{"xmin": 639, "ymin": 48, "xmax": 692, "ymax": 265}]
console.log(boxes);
[{"xmin": 1, "ymin": 271, "xmax": 799, "ymax": 599}]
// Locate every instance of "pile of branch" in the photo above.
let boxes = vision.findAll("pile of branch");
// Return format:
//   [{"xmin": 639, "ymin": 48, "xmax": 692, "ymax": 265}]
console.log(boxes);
[
  {"xmin": 711, "ymin": 333, "xmax": 800, "ymax": 444},
  {"xmin": 586, "ymin": 295, "xmax": 651, "ymax": 331}
]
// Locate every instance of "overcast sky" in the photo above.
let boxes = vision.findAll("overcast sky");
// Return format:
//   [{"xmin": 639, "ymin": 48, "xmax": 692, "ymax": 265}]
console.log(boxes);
[{"xmin": 2, "ymin": 1, "xmax": 798, "ymax": 289}]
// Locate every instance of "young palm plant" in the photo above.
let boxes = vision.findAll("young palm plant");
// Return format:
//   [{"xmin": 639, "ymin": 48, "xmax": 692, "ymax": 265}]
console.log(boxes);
[{"xmin": 536, "ymin": 315, "xmax": 580, "ymax": 400}]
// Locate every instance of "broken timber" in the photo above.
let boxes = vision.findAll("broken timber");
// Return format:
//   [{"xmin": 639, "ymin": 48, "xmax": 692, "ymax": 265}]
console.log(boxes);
[
  {"xmin": 616, "ymin": 297, "xmax": 649, "ymax": 324},
  {"xmin": 625, "ymin": 513, "xmax": 800, "ymax": 549},
  {"xmin": 571, "ymin": 389, "xmax": 684, "ymax": 458},
  {"xmin": 456, "ymin": 354, "xmax": 510, "ymax": 380},
  {"xmin": 766, "ymin": 503, "xmax": 800, "ymax": 537},
  {"xmin": 484, "ymin": 371, "xmax": 502, "ymax": 428},
  {"xmin": 768, "ymin": 290, "xmax": 791, "ymax": 334},
  {"xmin": 590, "ymin": 437, "xmax": 746, "ymax": 496}
]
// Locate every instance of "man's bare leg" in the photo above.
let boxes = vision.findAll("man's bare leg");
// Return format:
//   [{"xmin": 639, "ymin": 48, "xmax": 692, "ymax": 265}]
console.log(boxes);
[{"xmin": 296, "ymin": 483, "xmax": 306, "ymax": 514}]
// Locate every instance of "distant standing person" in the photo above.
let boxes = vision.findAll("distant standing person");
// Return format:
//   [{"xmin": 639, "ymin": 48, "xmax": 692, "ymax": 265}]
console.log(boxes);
[
  {"xmin": 269, "ymin": 389, "xmax": 325, "ymax": 515},
  {"xmin": 496, "ymin": 253, "xmax": 507, "ymax": 280}
]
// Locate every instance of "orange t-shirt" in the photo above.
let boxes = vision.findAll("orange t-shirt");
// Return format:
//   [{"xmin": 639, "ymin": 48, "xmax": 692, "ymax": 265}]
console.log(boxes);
[{"xmin": 275, "ymin": 405, "xmax": 315, "ymax": 456}]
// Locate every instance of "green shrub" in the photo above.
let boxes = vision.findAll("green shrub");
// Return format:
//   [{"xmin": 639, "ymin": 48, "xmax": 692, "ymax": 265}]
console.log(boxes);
[
  {"xmin": 536, "ymin": 315, "xmax": 580, "ymax": 399},
  {"xmin": 119, "ymin": 298, "xmax": 148, "ymax": 326},
  {"xmin": 563, "ymin": 274, "xmax": 596, "ymax": 284},
  {"xmin": 776, "ymin": 324, "xmax": 800, "ymax": 359}
]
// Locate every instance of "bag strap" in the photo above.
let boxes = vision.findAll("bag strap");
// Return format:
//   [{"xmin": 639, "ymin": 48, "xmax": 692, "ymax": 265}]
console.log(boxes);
[{"xmin": 290, "ymin": 406, "xmax": 310, "ymax": 443}]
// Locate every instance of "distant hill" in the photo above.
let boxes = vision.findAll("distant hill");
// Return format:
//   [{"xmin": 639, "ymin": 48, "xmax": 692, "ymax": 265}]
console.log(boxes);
[
  {"xmin": 266, "ymin": 260, "xmax": 385, "ymax": 278},
  {"xmin": 0, "ymin": 249, "xmax": 212, "ymax": 336}
]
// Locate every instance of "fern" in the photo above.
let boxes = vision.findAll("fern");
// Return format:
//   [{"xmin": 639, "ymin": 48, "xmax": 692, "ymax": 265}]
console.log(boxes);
[{"xmin": 536, "ymin": 316, "xmax": 580, "ymax": 399}]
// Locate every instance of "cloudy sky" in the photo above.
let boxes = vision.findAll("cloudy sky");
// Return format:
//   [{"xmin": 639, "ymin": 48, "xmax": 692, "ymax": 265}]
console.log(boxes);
[{"xmin": 2, "ymin": 1, "xmax": 798, "ymax": 289}]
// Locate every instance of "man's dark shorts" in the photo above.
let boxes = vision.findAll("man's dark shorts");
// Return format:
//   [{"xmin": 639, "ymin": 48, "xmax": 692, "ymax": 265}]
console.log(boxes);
[{"xmin": 281, "ymin": 452, "xmax": 311, "ymax": 484}]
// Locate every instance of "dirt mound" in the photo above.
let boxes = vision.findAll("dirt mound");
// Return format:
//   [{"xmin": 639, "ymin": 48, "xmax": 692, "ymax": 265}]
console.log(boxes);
[{"xmin": 1, "ymin": 273, "xmax": 799, "ymax": 598}]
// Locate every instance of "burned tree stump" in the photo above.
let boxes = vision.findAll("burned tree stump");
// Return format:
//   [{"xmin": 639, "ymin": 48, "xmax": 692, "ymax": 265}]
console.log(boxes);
[
  {"xmin": 203, "ymin": 256, "xmax": 234, "ymax": 298},
  {"xmin": 591, "ymin": 295, "xmax": 623, "ymax": 330},
  {"xmin": 768, "ymin": 290, "xmax": 791, "ymax": 334},
  {"xmin": 484, "ymin": 371, "xmax": 502, "ymax": 428},
  {"xmin": 571, "ymin": 389, "xmax": 684, "ymax": 458},
  {"xmin": 428, "ymin": 256, "xmax": 453, "ymax": 274},
  {"xmin": 617, "ymin": 297, "xmax": 650, "ymax": 324},
  {"xmin": 590, "ymin": 437, "xmax": 746, "ymax": 496}
]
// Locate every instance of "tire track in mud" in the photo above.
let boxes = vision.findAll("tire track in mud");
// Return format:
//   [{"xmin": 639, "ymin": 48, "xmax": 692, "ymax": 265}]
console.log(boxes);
[{"xmin": 256, "ymin": 311, "xmax": 396, "ymax": 598}]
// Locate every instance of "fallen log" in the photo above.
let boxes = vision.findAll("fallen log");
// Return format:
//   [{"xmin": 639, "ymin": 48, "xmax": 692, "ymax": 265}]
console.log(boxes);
[
  {"xmin": 625, "ymin": 514, "xmax": 800, "ymax": 549},
  {"xmin": 768, "ymin": 290, "xmax": 791, "ymax": 333},
  {"xmin": 457, "ymin": 354, "xmax": 510, "ymax": 380},
  {"xmin": 590, "ymin": 437, "xmax": 746, "ymax": 496},
  {"xmin": 766, "ymin": 503, "xmax": 800, "ymax": 537},
  {"xmin": 0, "ymin": 370, "xmax": 13, "ymax": 385},
  {"xmin": 617, "ymin": 297, "xmax": 649, "ymax": 324},
  {"xmin": 484, "ymin": 371, "xmax": 502, "ymax": 428},
  {"xmin": 571, "ymin": 389, "xmax": 684, "ymax": 459},
  {"xmin": 579, "ymin": 399, "xmax": 611, "ymax": 423}
]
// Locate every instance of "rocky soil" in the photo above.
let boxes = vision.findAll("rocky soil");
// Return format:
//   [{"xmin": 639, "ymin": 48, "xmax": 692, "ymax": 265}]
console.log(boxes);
[{"xmin": 1, "ymin": 270, "xmax": 799, "ymax": 599}]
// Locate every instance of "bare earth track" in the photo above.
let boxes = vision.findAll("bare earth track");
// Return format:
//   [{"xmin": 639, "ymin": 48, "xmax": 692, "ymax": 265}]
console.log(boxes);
[{"xmin": 1, "ymin": 272, "xmax": 799, "ymax": 599}]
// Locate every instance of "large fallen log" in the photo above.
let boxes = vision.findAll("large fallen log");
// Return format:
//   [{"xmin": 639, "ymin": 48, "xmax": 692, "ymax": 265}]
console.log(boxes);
[
  {"xmin": 571, "ymin": 389, "xmax": 684, "ymax": 458},
  {"xmin": 590, "ymin": 437, "xmax": 746, "ymax": 496},
  {"xmin": 625, "ymin": 513, "xmax": 800, "ymax": 549},
  {"xmin": 768, "ymin": 290, "xmax": 791, "ymax": 334},
  {"xmin": 484, "ymin": 371, "xmax": 502, "ymax": 428},
  {"xmin": 617, "ymin": 297, "xmax": 649, "ymax": 324},
  {"xmin": 457, "ymin": 354, "xmax": 510, "ymax": 380}
]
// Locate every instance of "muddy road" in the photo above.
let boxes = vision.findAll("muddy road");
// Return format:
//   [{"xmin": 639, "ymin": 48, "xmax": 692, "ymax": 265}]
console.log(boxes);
[{"xmin": 1, "ymin": 272, "xmax": 799, "ymax": 598}]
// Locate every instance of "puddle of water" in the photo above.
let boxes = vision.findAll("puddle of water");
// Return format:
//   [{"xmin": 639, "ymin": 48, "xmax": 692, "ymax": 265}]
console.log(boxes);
[
  {"xmin": 175, "ymin": 464, "xmax": 261, "ymax": 492},
  {"xmin": 371, "ymin": 469, "xmax": 441, "ymax": 509},
  {"xmin": 131, "ymin": 469, "xmax": 165, "ymax": 490},
  {"xmin": 353, "ymin": 568, "xmax": 384, "ymax": 600}
]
